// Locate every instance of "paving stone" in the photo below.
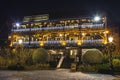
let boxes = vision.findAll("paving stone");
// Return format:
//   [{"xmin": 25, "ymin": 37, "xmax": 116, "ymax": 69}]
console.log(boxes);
[{"xmin": 0, "ymin": 70, "xmax": 117, "ymax": 80}]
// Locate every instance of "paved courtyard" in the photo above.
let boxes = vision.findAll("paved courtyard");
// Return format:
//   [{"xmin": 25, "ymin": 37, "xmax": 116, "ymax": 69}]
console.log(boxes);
[{"xmin": 0, "ymin": 69, "xmax": 118, "ymax": 80}]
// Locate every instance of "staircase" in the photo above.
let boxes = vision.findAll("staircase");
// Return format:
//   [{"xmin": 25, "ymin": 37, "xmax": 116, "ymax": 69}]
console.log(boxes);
[
  {"xmin": 60, "ymin": 56, "xmax": 74, "ymax": 69},
  {"xmin": 57, "ymin": 56, "xmax": 64, "ymax": 68}
]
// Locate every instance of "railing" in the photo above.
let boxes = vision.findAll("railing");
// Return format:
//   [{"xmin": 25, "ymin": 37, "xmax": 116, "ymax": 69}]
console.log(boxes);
[
  {"xmin": 12, "ymin": 28, "xmax": 30, "ymax": 32},
  {"xmin": 45, "ymin": 41, "xmax": 61, "ymax": 44},
  {"xmin": 82, "ymin": 40, "xmax": 102, "ymax": 43},
  {"xmin": 11, "ymin": 26, "xmax": 76, "ymax": 32},
  {"xmin": 13, "ymin": 39, "xmax": 103, "ymax": 46},
  {"xmin": 11, "ymin": 24, "xmax": 104, "ymax": 32}
]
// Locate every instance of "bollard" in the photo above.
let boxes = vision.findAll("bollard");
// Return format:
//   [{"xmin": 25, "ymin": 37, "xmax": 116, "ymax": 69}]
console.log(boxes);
[{"xmin": 71, "ymin": 63, "xmax": 77, "ymax": 72}]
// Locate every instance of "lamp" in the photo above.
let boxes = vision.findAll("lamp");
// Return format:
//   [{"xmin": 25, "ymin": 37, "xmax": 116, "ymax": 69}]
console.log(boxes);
[
  {"xmin": 77, "ymin": 40, "xmax": 82, "ymax": 46},
  {"xmin": 108, "ymin": 36, "xmax": 114, "ymax": 74},
  {"xmin": 16, "ymin": 23, "xmax": 20, "ymax": 27},
  {"xmin": 61, "ymin": 41, "xmax": 66, "ymax": 46},
  {"xmin": 94, "ymin": 16, "xmax": 101, "ymax": 22},
  {"xmin": 108, "ymin": 37, "xmax": 113, "ymax": 43},
  {"xmin": 18, "ymin": 39, "xmax": 23, "ymax": 44},
  {"xmin": 40, "ymin": 41, "xmax": 44, "ymax": 46}
]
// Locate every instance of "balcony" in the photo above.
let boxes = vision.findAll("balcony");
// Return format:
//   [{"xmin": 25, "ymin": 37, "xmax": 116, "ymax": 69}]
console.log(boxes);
[
  {"xmin": 11, "ymin": 24, "xmax": 104, "ymax": 32},
  {"xmin": 13, "ymin": 39, "xmax": 104, "ymax": 47},
  {"xmin": 11, "ymin": 26, "xmax": 76, "ymax": 32}
]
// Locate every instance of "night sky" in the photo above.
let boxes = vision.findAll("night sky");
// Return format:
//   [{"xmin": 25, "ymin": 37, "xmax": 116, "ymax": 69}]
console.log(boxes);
[
  {"xmin": 0, "ymin": 0, "xmax": 120, "ymax": 24},
  {"xmin": 0, "ymin": 0, "xmax": 120, "ymax": 30}
]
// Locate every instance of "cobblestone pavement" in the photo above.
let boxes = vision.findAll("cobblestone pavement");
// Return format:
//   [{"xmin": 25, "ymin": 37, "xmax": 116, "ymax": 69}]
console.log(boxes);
[{"xmin": 0, "ymin": 69, "xmax": 117, "ymax": 80}]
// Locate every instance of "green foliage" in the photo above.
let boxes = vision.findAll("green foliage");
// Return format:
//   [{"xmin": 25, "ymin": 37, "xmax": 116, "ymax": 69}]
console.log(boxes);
[
  {"xmin": 112, "ymin": 59, "xmax": 120, "ymax": 67},
  {"xmin": 11, "ymin": 45, "xmax": 33, "ymax": 66},
  {"xmin": 77, "ymin": 65, "xmax": 96, "ymax": 72},
  {"xmin": 0, "ymin": 56, "xmax": 6, "ymax": 67},
  {"xmin": 0, "ymin": 55, "xmax": 19, "ymax": 70},
  {"xmin": 82, "ymin": 49, "xmax": 103, "ymax": 64},
  {"xmin": 32, "ymin": 48, "xmax": 50, "ymax": 64},
  {"xmin": 77, "ymin": 64, "xmax": 110, "ymax": 74},
  {"xmin": 102, "ymin": 54, "xmax": 109, "ymax": 63},
  {"xmin": 7, "ymin": 64, "xmax": 24, "ymax": 70},
  {"xmin": 0, "ymin": 46, "xmax": 53, "ymax": 70},
  {"xmin": 25, "ymin": 64, "xmax": 50, "ymax": 70},
  {"xmin": 13, "ymin": 44, "xmax": 24, "ymax": 54},
  {"xmin": 112, "ymin": 59, "xmax": 120, "ymax": 71},
  {"xmin": 25, "ymin": 54, "xmax": 33, "ymax": 65},
  {"xmin": 93, "ymin": 64, "xmax": 110, "ymax": 74},
  {"xmin": 113, "ymin": 54, "xmax": 120, "ymax": 60},
  {"xmin": 49, "ymin": 61, "xmax": 57, "ymax": 68},
  {"xmin": 19, "ymin": 49, "xmax": 33, "ymax": 65}
]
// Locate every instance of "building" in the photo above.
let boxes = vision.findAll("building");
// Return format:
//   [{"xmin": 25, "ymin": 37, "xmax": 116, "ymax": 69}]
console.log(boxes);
[
  {"xmin": 9, "ymin": 14, "xmax": 109, "ymax": 63},
  {"xmin": 109, "ymin": 26, "xmax": 120, "ymax": 54}
]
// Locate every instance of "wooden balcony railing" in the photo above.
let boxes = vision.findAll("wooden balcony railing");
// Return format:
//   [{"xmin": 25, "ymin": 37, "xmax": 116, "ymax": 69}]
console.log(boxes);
[
  {"xmin": 11, "ymin": 24, "xmax": 104, "ymax": 32},
  {"xmin": 13, "ymin": 39, "xmax": 103, "ymax": 46}
]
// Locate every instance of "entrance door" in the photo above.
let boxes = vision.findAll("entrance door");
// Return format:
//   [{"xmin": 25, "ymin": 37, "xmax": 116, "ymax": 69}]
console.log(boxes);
[{"xmin": 70, "ymin": 49, "xmax": 77, "ymax": 58}]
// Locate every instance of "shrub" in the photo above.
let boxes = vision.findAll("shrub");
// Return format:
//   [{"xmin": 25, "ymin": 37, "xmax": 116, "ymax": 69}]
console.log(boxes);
[
  {"xmin": 82, "ymin": 49, "xmax": 103, "ymax": 64},
  {"xmin": 35, "ymin": 64, "xmax": 50, "ymax": 70},
  {"xmin": 112, "ymin": 59, "xmax": 120, "ymax": 71},
  {"xmin": 77, "ymin": 65, "xmax": 96, "ymax": 72},
  {"xmin": 25, "ymin": 64, "xmax": 50, "ymax": 70},
  {"xmin": 0, "ymin": 56, "xmax": 5, "ymax": 66},
  {"xmin": 20, "ymin": 49, "xmax": 33, "ymax": 65},
  {"xmin": 93, "ymin": 64, "xmax": 110, "ymax": 74},
  {"xmin": 77, "ymin": 64, "xmax": 110, "ymax": 74},
  {"xmin": 7, "ymin": 64, "xmax": 24, "ymax": 70},
  {"xmin": 0, "ymin": 55, "xmax": 19, "ymax": 70},
  {"xmin": 25, "ymin": 54, "xmax": 33, "ymax": 65},
  {"xmin": 113, "ymin": 55, "xmax": 120, "ymax": 60},
  {"xmin": 103, "ymin": 54, "xmax": 109, "ymax": 63},
  {"xmin": 12, "ymin": 45, "xmax": 33, "ymax": 65},
  {"xmin": 0, "ymin": 56, "xmax": 7, "ymax": 69},
  {"xmin": 49, "ymin": 61, "xmax": 57, "ymax": 68},
  {"xmin": 32, "ymin": 48, "xmax": 50, "ymax": 64}
]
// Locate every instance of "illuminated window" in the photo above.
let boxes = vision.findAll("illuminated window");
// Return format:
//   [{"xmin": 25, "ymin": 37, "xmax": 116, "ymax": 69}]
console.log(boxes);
[
  {"xmin": 21, "ymin": 25, "xmax": 26, "ymax": 28},
  {"xmin": 44, "ymin": 22, "xmax": 47, "ymax": 25},
  {"xmin": 68, "ymin": 20, "xmax": 70, "ymax": 23},
  {"xmin": 71, "ymin": 20, "xmax": 74, "ymax": 23},
  {"xmin": 81, "ymin": 19, "xmax": 86, "ymax": 22},
  {"xmin": 76, "ymin": 20, "xmax": 79, "ymax": 23}
]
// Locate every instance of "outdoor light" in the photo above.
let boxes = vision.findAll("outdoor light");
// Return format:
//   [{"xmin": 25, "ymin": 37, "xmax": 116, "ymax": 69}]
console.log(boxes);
[
  {"xmin": 61, "ymin": 41, "xmax": 66, "ymax": 46},
  {"xmin": 103, "ymin": 40, "xmax": 107, "ymax": 44},
  {"xmin": 40, "ymin": 41, "xmax": 44, "ymax": 46},
  {"xmin": 9, "ymin": 42, "xmax": 13, "ymax": 47},
  {"xmin": 82, "ymin": 33, "xmax": 86, "ymax": 36},
  {"xmin": 16, "ymin": 23, "xmax": 20, "ymax": 27},
  {"xmin": 77, "ymin": 40, "xmax": 82, "ymax": 46},
  {"xmin": 104, "ymin": 30, "xmax": 109, "ymax": 34},
  {"xmin": 94, "ymin": 16, "xmax": 101, "ymax": 22},
  {"xmin": 18, "ymin": 39, "xmax": 23, "ymax": 44},
  {"xmin": 59, "ymin": 34, "xmax": 62, "ymax": 37},
  {"xmin": 108, "ymin": 36, "xmax": 114, "ymax": 74},
  {"xmin": 108, "ymin": 37, "xmax": 113, "ymax": 43}
]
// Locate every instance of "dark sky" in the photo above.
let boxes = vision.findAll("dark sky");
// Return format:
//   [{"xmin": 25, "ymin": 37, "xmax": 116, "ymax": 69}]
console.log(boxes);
[
  {"xmin": 0, "ymin": 0, "xmax": 119, "ymax": 39},
  {"xmin": 0, "ymin": 0, "xmax": 120, "ymax": 26}
]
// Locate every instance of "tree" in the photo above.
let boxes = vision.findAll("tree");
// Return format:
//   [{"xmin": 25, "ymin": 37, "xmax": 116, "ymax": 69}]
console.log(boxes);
[
  {"xmin": 81, "ymin": 49, "xmax": 103, "ymax": 64},
  {"xmin": 32, "ymin": 48, "xmax": 50, "ymax": 64}
]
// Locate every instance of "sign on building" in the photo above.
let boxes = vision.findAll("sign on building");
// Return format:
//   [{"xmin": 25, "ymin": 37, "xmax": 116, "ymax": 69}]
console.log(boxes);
[
  {"xmin": 23, "ymin": 16, "xmax": 32, "ymax": 22},
  {"xmin": 23, "ymin": 14, "xmax": 49, "ymax": 22},
  {"xmin": 81, "ymin": 23, "xmax": 104, "ymax": 29},
  {"xmin": 33, "ymin": 14, "xmax": 49, "ymax": 22}
]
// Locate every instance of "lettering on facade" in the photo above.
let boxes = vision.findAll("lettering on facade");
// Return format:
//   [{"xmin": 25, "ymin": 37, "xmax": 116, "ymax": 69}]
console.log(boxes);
[
  {"xmin": 81, "ymin": 23, "xmax": 104, "ymax": 28},
  {"xmin": 23, "ymin": 14, "xmax": 49, "ymax": 22}
]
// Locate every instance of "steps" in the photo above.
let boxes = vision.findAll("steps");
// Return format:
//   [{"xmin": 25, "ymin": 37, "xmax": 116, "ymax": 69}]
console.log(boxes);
[
  {"xmin": 60, "ymin": 56, "xmax": 74, "ymax": 69},
  {"xmin": 57, "ymin": 56, "xmax": 64, "ymax": 68}
]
